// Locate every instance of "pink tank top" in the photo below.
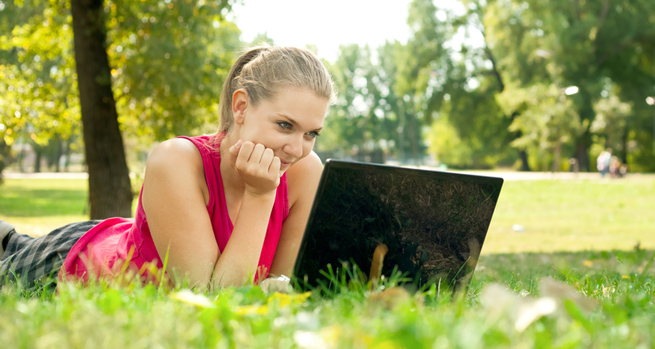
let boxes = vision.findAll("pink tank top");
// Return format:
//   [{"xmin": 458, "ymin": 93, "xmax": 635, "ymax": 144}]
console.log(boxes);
[{"xmin": 59, "ymin": 134, "xmax": 289, "ymax": 284}]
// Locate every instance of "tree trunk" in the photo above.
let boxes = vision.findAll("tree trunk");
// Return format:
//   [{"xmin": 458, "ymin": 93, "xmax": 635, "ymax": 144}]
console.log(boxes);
[
  {"xmin": 517, "ymin": 148, "xmax": 531, "ymax": 171},
  {"xmin": 63, "ymin": 139, "xmax": 71, "ymax": 171},
  {"xmin": 71, "ymin": 0, "xmax": 132, "ymax": 219},
  {"xmin": 34, "ymin": 150, "xmax": 42, "ymax": 173},
  {"xmin": 55, "ymin": 138, "xmax": 62, "ymax": 172},
  {"xmin": 407, "ymin": 113, "xmax": 421, "ymax": 165},
  {"xmin": 552, "ymin": 140, "xmax": 561, "ymax": 172},
  {"xmin": 573, "ymin": 135, "xmax": 591, "ymax": 172},
  {"xmin": 573, "ymin": 89, "xmax": 595, "ymax": 172},
  {"xmin": 508, "ymin": 113, "xmax": 531, "ymax": 171},
  {"xmin": 620, "ymin": 120, "xmax": 628, "ymax": 166},
  {"xmin": 0, "ymin": 138, "xmax": 9, "ymax": 179}
]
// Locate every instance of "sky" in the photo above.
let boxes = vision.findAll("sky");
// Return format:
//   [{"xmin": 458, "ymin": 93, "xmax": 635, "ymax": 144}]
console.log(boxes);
[{"xmin": 228, "ymin": 0, "xmax": 413, "ymax": 61}]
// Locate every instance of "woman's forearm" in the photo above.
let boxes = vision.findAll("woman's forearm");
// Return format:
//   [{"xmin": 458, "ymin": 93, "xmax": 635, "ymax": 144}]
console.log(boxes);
[{"xmin": 210, "ymin": 191, "xmax": 276, "ymax": 288}]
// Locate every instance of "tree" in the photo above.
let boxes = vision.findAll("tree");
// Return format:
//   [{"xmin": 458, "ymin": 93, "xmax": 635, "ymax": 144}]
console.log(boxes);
[
  {"xmin": 496, "ymin": 84, "xmax": 582, "ymax": 171},
  {"xmin": 392, "ymin": 0, "xmax": 449, "ymax": 164},
  {"xmin": 591, "ymin": 94, "xmax": 632, "ymax": 165},
  {"xmin": 320, "ymin": 44, "xmax": 392, "ymax": 163},
  {"xmin": 71, "ymin": 0, "xmax": 131, "ymax": 218},
  {"xmin": 0, "ymin": 0, "xmax": 80, "ymax": 151},
  {"xmin": 482, "ymin": 0, "xmax": 655, "ymax": 171},
  {"xmin": 1, "ymin": 0, "xmax": 240, "ymax": 217},
  {"xmin": 106, "ymin": 0, "xmax": 240, "ymax": 141}
]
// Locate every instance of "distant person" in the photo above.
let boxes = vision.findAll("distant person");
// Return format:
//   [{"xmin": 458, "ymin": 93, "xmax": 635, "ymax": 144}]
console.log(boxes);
[
  {"xmin": 609, "ymin": 156, "xmax": 621, "ymax": 178},
  {"xmin": 596, "ymin": 148, "xmax": 612, "ymax": 177},
  {"xmin": 0, "ymin": 45, "xmax": 335, "ymax": 291}
]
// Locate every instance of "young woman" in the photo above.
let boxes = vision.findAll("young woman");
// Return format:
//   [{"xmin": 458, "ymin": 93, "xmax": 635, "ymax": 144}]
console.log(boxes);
[{"xmin": 0, "ymin": 46, "xmax": 335, "ymax": 291}]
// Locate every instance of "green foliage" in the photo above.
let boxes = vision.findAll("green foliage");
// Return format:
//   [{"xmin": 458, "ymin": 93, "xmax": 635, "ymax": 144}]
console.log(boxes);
[
  {"xmin": 326, "ymin": 0, "xmax": 655, "ymax": 171},
  {"xmin": 430, "ymin": 80, "xmax": 515, "ymax": 169},
  {"xmin": 496, "ymin": 83, "xmax": 582, "ymax": 170},
  {"xmin": 106, "ymin": 0, "xmax": 241, "ymax": 140},
  {"xmin": 428, "ymin": 113, "xmax": 472, "ymax": 167},
  {"xmin": 1, "ymin": 0, "xmax": 240, "ymax": 165},
  {"xmin": 321, "ymin": 44, "xmax": 396, "ymax": 162},
  {"xmin": 0, "ymin": 0, "xmax": 79, "ymax": 146},
  {"xmin": 482, "ymin": 0, "xmax": 655, "ymax": 170}
]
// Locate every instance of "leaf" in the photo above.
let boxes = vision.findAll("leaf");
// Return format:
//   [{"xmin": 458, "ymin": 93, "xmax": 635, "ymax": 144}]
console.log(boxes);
[
  {"xmin": 563, "ymin": 299, "xmax": 595, "ymax": 334},
  {"xmin": 268, "ymin": 291, "xmax": 312, "ymax": 307},
  {"xmin": 539, "ymin": 278, "xmax": 598, "ymax": 313},
  {"xmin": 170, "ymin": 289, "xmax": 215, "ymax": 308},
  {"xmin": 98, "ymin": 288, "xmax": 123, "ymax": 315},
  {"xmin": 514, "ymin": 297, "xmax": 558, "ymax": 332}
]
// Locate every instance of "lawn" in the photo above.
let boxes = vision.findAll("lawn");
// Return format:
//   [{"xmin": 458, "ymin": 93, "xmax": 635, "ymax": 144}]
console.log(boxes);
[
  {"xmin": 0, "ymin": 178, "xmax": 89, "ymax": 237},
  {"xmin": 484, "ymin": 176, "xmax": 655, "ymax": 253},
  {"xmin": 0, "ymin": 175, "xmax": 654, "ymax": 347}
]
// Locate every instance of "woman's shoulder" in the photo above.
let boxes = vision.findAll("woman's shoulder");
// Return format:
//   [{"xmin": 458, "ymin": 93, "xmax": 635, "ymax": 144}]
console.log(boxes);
[
  {"xmin": 287, "ymin": 151, "xmax": 323, "ymax": 181},
  {"xmin": 286, "ymin": 151, "xmax": 324, "ymax": 204},
  {"xmin": 144, "ymin": 137, "xmax": 209, "ymax": 203},
  {"xmin": 146, "ymin": 138, "xmax": 204, "ymax": 175}
]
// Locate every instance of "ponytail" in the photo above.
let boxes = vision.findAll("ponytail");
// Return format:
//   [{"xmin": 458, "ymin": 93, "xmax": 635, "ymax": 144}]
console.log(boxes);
[{"xmin": 218, "ymin": 47, "xmax": 270, "ymax": 132}]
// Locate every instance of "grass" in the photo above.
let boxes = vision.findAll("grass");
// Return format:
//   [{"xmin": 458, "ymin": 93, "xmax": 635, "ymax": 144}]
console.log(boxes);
[
  {"xmin": 0, "ymin": 179, "xmax": 89, "ymax": 237},
  {"xmin": 1, "ymin": 175, "xmax": 654, "ymax": 347},
  {"xmin": 484, "ymin": 176, "xmax": 655, "ymax": 253}
]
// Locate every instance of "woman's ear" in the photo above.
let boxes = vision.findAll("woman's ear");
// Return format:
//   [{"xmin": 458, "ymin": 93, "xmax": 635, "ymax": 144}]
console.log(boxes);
[{"xmin": 232, "ymin": 89, "xmax": 248, "ymax": 124}]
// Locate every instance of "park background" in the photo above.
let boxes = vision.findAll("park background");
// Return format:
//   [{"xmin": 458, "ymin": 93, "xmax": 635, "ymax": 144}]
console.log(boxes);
[
  {"xmin": 1, "ymin": 1, "xmax": 655, "ymax": 347},
  {"xmin": 1, "ymin": 0, "xmax": 655, "ymax": 219}
]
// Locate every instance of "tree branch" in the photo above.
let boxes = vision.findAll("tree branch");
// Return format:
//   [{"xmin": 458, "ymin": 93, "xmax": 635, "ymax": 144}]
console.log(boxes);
[
  {"xmin": 484, "ymin": 47, "xmax": 505, "ymax": 92},
  {"xmin": 592, "ymin": 0, "xmax": 611, "ymax": 60}
]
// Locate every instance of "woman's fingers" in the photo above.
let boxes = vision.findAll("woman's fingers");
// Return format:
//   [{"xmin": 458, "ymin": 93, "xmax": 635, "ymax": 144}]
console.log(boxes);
[
  {"xmin": 250, "ymin": 143, "xmax": 266, "ymax": 164},
  {"xmin": 235, "ymin": 142, "xmax": 268, "ymax": 169},
  {"xmin": 231, "ymin": 140, "xmax": 281, "ymax": 195},
  {"xmin": 270, "ymin": 156, "xmax": 281, "ymax": 176},
  {"xmin": 260, "ymin": 148, "xmax": 275, "ymax": 169},
  {"xmin": 235, "ymin": 141, "xmax": 255, "ymax": 168},
  {"xmin": 229, "ymin": 139, "xmax": 243, "ymax": 156}
]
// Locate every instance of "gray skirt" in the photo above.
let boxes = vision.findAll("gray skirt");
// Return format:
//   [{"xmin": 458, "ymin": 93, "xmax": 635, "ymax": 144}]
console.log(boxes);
[{"xmin": 0, "ymin": 220, "xmax": 101, "ymax": 291}]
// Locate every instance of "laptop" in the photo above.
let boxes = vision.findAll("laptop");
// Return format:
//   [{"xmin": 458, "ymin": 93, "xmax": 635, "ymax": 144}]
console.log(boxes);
[{"xmin": 291, "ymin": 159, "xmax": 504, "ymax": 293}]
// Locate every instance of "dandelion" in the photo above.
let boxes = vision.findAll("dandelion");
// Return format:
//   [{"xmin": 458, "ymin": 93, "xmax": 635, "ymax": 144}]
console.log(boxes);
[{"xmin": 583, "ymin": 260, "xmax": 593, "ymax": 267}]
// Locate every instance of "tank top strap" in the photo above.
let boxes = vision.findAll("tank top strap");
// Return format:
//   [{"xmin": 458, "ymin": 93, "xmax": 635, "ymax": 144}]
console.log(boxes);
[{"xmin": 176, "ymin": 134, "xmax": 224, "ymax": 215}]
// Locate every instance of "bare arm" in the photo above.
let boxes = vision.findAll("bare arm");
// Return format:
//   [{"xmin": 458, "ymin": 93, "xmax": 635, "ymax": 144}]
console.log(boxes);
[
  {"xmin": 269, "ymin": 151, "xmax": 324, "ymax": 277},
  {"xmin": 143, "ymin": 139, "xmax": 280, "ymax": 289},
  {"xmin": 142, "ymin": 139, "xmax": 218, "ymax": 288},
  {"xmin": 210, "ymin": 140, "xmax": 281, "ymax": 286}
]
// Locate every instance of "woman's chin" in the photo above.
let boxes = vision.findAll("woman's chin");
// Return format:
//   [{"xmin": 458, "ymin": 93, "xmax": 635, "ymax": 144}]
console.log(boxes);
[{"xmin": 278, "ymin": 162, "xmax": 293, "ymax": 176}]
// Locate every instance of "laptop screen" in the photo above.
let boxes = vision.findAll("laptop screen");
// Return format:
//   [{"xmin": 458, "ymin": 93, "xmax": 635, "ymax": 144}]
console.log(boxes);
[{"xmin": 292, "ymin": 160, "xmax": 504, "ymax": 292}]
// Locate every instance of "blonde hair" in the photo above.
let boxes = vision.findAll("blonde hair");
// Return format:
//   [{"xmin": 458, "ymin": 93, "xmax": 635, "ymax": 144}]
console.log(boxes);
[{"xmin": 218, "ymin": 46, "xmax": 335, "ymax": 133}]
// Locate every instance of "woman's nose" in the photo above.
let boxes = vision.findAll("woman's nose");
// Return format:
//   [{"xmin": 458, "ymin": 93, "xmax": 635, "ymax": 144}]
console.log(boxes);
[{"xmin": 283, "ymin": 134, "xmax": 304, "ymax": 159}]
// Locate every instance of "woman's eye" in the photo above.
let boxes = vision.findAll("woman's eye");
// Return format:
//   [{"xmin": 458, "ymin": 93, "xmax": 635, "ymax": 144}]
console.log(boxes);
[
  {"xmin": 277, "ymin": 121, "xmax": 292, "ymax": 130},
  {"xmin": 306, "ymin": 131, "xmax": 320, "ymax": 139}
]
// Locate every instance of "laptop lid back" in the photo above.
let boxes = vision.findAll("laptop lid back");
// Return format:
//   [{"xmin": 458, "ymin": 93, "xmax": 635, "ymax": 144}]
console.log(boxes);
[{"xmin": 292, "ymin": 160, "xmax": 504, "ymax": 292}]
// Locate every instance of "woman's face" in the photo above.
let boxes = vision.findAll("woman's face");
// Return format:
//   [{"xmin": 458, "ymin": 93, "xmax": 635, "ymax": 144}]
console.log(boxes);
[{"xmin": 233, "ymin": 86, "xmax": 330, "ymax": 174}]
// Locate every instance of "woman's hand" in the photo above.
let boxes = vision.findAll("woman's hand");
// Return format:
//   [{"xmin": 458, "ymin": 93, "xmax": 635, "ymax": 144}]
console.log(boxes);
[{"xmin": 229, "ymin": 140, "xmax": 281, "ymax": 197}]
